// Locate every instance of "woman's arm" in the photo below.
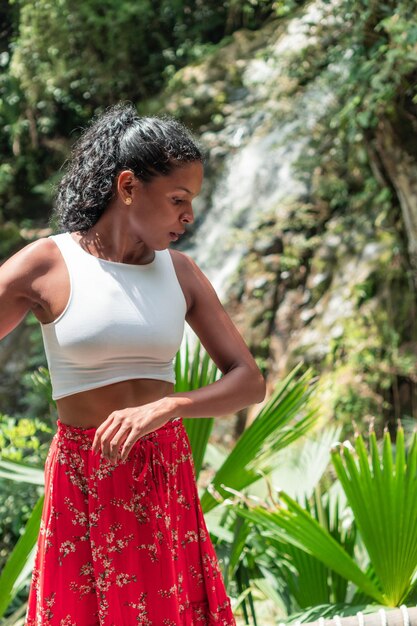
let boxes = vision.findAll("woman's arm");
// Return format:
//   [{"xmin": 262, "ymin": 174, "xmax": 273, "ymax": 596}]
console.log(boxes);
[
  {"xmin": 160, "ymin": 252, "xmax": 266, "ymax": 419},
  {"xmin": 0, "ymin": 238, "xmax": 68, "ymax": 339},
  {"xmin": 0, "ymin": 243, "xmax": 42, "ymax": 341}
]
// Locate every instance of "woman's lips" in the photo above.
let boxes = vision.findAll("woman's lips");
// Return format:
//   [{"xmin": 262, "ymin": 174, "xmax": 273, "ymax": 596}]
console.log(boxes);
[{"xmin": 169, "ymin": 231, "xmax": 183, "ymax": 241}]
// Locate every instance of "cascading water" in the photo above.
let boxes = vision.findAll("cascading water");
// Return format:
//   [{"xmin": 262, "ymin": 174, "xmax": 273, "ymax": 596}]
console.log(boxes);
[{"xmin": 175, "ymin": 0, "xmax": 344, "ymax": 347}]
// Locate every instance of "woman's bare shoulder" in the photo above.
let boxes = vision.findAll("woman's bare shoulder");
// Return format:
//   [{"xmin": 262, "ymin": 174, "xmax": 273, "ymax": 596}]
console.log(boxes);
[
  {"xmin": 167, "ymin": 248, "xmax": 208, "ymax": 276},
  {"xmin": 0, "ymin": 237, "xmax": 63, "ymax": 338},
  {"xmin": 167, "ymin": 248, "xmax": 195, "ymax": 272},
  {"xmin": 167, "ymin": 248, "xmax": 220, "ymax": 312},
  {"xmin": 168, "ymin": 247, "xmax": 209, "ymax": 293},
  {"xmin": 0, "ymin": 237, "xmax": 60, "ymax": 293}
]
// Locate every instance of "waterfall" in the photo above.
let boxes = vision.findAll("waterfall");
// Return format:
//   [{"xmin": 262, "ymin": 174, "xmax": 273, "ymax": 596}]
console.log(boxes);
[{"xmin": 175, "ymin": 0, "xmax": 344, "ymax": 349}]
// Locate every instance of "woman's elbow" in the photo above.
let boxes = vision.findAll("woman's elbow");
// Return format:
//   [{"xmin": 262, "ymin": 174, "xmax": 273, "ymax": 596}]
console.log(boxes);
[{"xmin": 249, "ymin": 368, "xmax": 266, "ymax": 404}]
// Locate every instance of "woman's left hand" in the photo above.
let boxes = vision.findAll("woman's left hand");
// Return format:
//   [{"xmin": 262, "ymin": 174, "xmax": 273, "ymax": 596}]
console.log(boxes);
[{"xmin": 91, "ymin": 399, "xmax": 173, "ymax": 463}]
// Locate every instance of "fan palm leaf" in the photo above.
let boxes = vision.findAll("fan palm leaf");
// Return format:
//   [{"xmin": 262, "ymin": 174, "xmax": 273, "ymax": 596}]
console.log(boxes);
[
  {"xmin": 232, "ymin": 426, "xmax": 417, "ymax": 608},
  {"xmin": 174, "ymin": 336, "xmax": 220, "ymax": 478},
  {"xmin": 234, "ymin": 495, "xmax": 385, "ymax": 603},
  {"xmin": 200, "ymin": 361, "xmax": 320, "ymax": 513},
  {"xmin": 331, "ymin": 427, "xmax": 417, "ymax": 606}
]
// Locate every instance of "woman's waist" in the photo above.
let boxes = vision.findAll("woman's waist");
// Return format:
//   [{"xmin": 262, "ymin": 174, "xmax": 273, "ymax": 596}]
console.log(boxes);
[
  {"xmin": 55, "ymin": 377, "xmax": 176, "ymax": 428},
  {"xmin": 55, "ymin": 415, "xmax": 183, "ymax": 448}
]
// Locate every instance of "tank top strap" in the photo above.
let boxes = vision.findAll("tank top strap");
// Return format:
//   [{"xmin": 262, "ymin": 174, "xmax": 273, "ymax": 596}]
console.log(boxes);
[{"xmin": 49, "ymin": 232, "xmax": 80, "ymax": 270}]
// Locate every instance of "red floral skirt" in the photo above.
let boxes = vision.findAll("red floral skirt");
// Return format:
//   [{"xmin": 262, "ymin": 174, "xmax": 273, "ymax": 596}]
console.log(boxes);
[{"xmin": 25, "ymin": 417, "xmax": 236, "ymax": 625}]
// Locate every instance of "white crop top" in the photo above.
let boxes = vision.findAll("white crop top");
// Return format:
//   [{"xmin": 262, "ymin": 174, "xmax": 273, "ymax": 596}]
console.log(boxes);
[{"xmin": 40, "ymin": 232, "xmax": 187, "ymax": 400}]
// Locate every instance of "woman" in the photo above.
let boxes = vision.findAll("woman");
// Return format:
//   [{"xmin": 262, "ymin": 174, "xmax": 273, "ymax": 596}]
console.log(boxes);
[{"xmin": 0, "ymin": 103, "xmax": 266, "ymax": 625}]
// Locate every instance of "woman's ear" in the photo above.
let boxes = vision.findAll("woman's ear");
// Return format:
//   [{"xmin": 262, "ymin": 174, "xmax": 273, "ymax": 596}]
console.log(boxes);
[{"xmin": 117, "ymin": 170, "xmax": 137, "ymax": 204}]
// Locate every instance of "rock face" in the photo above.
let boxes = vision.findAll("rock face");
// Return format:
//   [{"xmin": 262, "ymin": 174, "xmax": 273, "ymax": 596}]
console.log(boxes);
[{"xmin": 166, "ymin": 0, "xmax": 417, "ymax": 432}]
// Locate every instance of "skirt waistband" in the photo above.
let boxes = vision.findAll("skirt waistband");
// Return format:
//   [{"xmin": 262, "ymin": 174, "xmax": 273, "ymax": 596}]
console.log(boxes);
[{"xmin": 56, "ymin": 417, "xmax": 183, "ymax": 444}]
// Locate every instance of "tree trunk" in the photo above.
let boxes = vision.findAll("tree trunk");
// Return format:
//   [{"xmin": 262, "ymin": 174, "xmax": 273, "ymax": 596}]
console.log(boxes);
[{"xmin": 373, "ymin": 117, "xmax": 417, "ymax": 288}]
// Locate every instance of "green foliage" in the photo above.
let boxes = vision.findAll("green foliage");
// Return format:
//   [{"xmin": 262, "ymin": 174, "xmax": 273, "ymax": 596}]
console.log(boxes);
[
  {"xmin": 201, "ymin": 361, "xmax": 319, "ymax": 513},
  {"xmin": 0, "ymin": 496, "xmax": 44, "ymax": 618},
  {"xmin": 0, "ymin": 0, "xmax": 278, "ymax": 224},
  {"xmin": 175, "ymin": 337, "xmax": 221, "ymax": 478},
  {"xmin": 323, "ymin": 237, "xmax": 416, "ymax": 431},
  {"xmin": 1, "ymin": 311, "xmax": 52, "ymax": 421},
  {"xmin": 283, "ymin": 603, "xmax": 388, "ymax": 625},
  {"xmin": 233, "ymin": 425, "xmax": 417, "ymax": 613},
  {"xmin": 264, "ymin": 495, "xmax": 356, "ymax": 609},
  {"xmin": 0, "ymin": 414, "xmax": 52, "ymax": 598},
  {"xmin": 10, "ymin": 0, "xmax": 157, "ymax": 109},
  {"xmin": 297, "ymin": 0, "xmax": 417, "ymax": 137},
  {"xmin": 331, "ymin": 427, "xmax": 417, "ymax": 605},
  {"xmin": 0, "ymin": 222, "xmax": 24, "ymax": 258},
  {"xmin": 0, "ymin": 415, "xmax": 52, "ymax": 464},
  {"xmin": 19, "ymin": 365, "xmax": 55, "ymax": 421},
  {"xmin": 237, "ymin": 493, "xmax": 385, "ymax": 603},
  {"xmin": 341, "ymin": 3, "xmax": 417, "ymax": 132}
]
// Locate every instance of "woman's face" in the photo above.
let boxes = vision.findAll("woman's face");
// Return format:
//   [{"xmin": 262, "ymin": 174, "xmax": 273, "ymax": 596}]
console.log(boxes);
[{"xmin": 124, "ymin": 160, "xmax": 203, "ymax": 250}]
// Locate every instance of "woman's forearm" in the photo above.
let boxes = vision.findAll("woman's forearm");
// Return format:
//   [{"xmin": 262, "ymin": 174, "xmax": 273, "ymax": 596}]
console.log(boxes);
[
  {"xmin": 92, "ymin": 366, "xmax": 266, "ymax": 459},
  {"xmin": 161, "ymin": 365, "xmax": 266, "ymax": 419}
]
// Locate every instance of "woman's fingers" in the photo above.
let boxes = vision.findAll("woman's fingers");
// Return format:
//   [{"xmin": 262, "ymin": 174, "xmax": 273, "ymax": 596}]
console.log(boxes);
[
  {"xmin": 91, "ymin": 406, "xmax": 166, "ymax": 462},
  {"xmin": 120, "ymin": 432, "xmax": 141, "ymax": 463},
  {"xmin": 91, "ymin": 415, "xmax": 114, "ymax": 453},
  {"xmin": 92, "ymin": 416, "xmax": 124, "ymax": 459},
  {"xmin": 108, "ymin": 429, "xmax": 130, "ymax": 462}
]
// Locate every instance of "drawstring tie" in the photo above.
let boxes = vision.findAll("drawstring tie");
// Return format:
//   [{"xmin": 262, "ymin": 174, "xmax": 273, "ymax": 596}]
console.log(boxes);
[{"xmin": 134, "ymin": 439, "xmax": 169, "ymax": 488}]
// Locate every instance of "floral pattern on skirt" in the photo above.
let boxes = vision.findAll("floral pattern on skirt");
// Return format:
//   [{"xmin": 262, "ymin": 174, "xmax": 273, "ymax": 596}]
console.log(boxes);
[{"xmin": 25, "ymin": 417, "xmax": 236, "ymax": 625}]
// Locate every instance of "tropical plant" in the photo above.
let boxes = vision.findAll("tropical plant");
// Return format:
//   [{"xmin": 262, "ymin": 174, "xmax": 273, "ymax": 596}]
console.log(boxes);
[
  {"xmin": 175, "ymin": 336, "xmax": 221, "ymax": 478},
  {"xmin": 0, "ymin": 417, "xmax": 48, "ymax": 620},
  {"xmin": 196, "ymin": 359, "xmax": 321, "ymax": 622},
  {"xmin": 264, "ymin": 492, "xmax": 357, "ymax": 610},
  {"xmin": 200, "ymin": 361, "xmax": 319, "ymax": 512},
  {"xmin": 0, "ymin": 497, "xmax": 44, "ymax": 618},
  {"xmin": 231, "ymin": 424, "xmax": 417, "ymax": 621},
  {"xmin": 331, "ymin": 426, "xmax": 417, "ymax": 606},
  {"xmin": 207, "ymin": 424, "xmax": 345, "ymax": 622}
]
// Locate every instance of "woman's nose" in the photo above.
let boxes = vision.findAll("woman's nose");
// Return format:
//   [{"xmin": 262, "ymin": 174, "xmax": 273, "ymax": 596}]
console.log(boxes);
[{"xmin": 181, "ymin": 209, "xmax": 194, "ymax": 225}]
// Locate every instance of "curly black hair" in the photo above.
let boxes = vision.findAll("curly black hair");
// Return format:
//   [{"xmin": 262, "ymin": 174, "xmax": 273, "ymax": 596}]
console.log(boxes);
[{"xmin": 52, "ymin": 102, "xmax": 203, "ymax": 233}]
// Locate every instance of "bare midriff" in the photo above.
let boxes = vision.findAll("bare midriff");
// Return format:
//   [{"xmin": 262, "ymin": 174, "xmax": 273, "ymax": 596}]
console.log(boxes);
[{"xmin": 55, "ymin": 378, "xmax": 175, "ymax": 428}]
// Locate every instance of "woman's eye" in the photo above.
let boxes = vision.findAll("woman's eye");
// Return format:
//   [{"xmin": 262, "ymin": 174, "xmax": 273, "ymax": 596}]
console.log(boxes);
[{"xmin": 172, "ymin": 198, "xmax": 184, "ymax": 205}]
